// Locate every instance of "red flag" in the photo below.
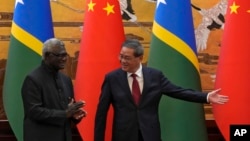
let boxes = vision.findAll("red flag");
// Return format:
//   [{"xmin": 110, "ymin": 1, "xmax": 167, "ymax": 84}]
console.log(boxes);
[
  {"xmin": 74, "ymin": 0, "xmax": 125, "ymax": 140},
  {"xmin": 213, "ymin": 0, "xmax": 250, "ymax": 140}
]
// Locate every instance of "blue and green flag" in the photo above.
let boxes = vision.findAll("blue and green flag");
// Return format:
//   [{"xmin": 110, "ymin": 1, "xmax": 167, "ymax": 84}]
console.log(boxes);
[
  {"xmin": 3, "ymin": 0, "xmax": 54, "ymax": 140},
  {"xmin": 147, "ymin": 0, "xmax": 208, "ymax": 141}
]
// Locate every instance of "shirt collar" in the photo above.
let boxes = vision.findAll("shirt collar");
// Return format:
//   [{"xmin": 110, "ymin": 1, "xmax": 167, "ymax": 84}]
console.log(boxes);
[{"xmin": 127, "ymin": 64, "xmax": 142, "ymax": 78}]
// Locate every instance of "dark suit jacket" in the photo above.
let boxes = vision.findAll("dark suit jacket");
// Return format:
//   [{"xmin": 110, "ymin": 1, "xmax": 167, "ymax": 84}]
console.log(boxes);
[
  {"xmin": 21, "ymin": 62, "xmax": 75, "ymax": 141},
  {"xmin": 95, "ymin": 67, "xmax": 207, "ymax": 141}
]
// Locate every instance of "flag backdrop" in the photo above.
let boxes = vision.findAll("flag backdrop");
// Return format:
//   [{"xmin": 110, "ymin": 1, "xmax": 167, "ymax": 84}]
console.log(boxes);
[
  {"xmin": 3, "ymin": 0, "xmax": 54, "ymax": 140},
  {"xmin": 147, "ymin": 0, "xmax": 208, "ymax": 141},
  {"xmin": 213, "ymin": 0, "xmax": 250, "ymax": 140},
  {"xmin": 74, "ymin": 0, "xmax": 125, "ymax": 140}
]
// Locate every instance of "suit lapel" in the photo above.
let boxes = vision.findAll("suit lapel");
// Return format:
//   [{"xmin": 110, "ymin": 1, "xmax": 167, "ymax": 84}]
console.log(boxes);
[
  {"xmin": 140, "ymin": 67, "xmax": 151, "ymax": 104},
  {"xmin": 117, "ymin": 68, "xmax": 152, "ymax": 107},
  {"xmin": 117, "ymin": 69, "xmax": 135, "ymax": 104}
]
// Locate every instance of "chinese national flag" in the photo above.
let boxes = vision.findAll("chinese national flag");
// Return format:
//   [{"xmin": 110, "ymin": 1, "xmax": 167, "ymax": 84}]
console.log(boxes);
[
  {"xmin": 74, "ymin": 0, "xmax": 125, "ymax": 141},
  {"xmin": 213, "ymin": 0, "xmax": 250, "ymax": 140}
]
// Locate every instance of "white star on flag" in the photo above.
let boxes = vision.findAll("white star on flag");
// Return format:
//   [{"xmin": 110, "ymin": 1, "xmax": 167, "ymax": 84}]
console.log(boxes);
[
  {"xmin": 15, "ymin": 0, "xmax": 24, "ymax": 8},
  {"xmin": 157, "ymin": 0, "xmax": 167, "ymax": 8}
]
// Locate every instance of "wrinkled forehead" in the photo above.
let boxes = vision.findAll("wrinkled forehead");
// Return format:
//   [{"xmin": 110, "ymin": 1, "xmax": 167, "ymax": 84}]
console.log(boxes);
[{"xmin": 51, "ymin": 45, "xmax": 66, "ymax": 53}]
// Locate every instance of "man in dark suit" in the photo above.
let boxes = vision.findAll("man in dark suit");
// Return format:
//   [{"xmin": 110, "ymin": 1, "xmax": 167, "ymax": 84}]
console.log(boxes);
[
  {"xmin": 94, "ymin": 39, "xmax": 229, "ymax": 141},
  {"xmin": 21, "ymin": 38, "xmax": 86, "ymax": 141}
]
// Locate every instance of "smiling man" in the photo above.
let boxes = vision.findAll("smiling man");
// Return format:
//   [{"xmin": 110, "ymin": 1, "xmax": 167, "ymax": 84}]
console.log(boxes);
[
  {"xmin": 94, "ymin": 39, "xmax": 229, "ymax": 141},
  {"xmin": 21, "ymin": 38, "xmax": 86, "ymax": 141}
]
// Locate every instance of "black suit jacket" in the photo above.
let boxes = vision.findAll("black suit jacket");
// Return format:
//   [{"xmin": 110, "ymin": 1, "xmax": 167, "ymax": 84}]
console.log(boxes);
[
  {"xmin": 94, "ymin": 67, "xmax": 207, "ymax": 141},
  {"xmin": 21, "ymin": 62, "xmax": 75, "ymax": 141}
]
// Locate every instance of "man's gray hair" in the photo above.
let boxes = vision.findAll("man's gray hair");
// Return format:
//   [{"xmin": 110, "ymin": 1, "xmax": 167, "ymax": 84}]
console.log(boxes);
[
  {"xmin": 121, "ymin": 39, "xmax": 144, "ymax": 57},
  {"xmin": 42, "ymin": 38, "xmax": 64, "ymax": 60}
]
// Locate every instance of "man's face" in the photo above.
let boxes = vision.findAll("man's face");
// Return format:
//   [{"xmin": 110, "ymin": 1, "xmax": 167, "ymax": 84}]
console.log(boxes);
[
  {"xmin": 45, "ymin": 46, "xmax": 68, "ymax": 70},
  {"xmin": 119, "ymin": 47, "xmax": 142, "ymax": 73}
]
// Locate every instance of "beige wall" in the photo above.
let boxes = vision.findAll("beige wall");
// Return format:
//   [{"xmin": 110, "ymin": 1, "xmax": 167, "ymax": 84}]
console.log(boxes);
[{"xmin": 0, "ymin": 0, "xmax": 225, "ymax": 119}]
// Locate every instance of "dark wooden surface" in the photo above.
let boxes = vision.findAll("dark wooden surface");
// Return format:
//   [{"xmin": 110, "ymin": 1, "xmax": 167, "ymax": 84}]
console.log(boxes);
[
  {"xmin": 0, "ymin": 120, "xmax": 83, "ymax": 141},
  {"xmin": 206, "ymin": 119, "xmax": 225, "ymax": 141},
  {"xmin": 0, "ymin": 119, "xmax": 224, "ymax": 141},
  {"xmin": 0, "ymin": 120, "xmax": 17, "ymax": 141}
]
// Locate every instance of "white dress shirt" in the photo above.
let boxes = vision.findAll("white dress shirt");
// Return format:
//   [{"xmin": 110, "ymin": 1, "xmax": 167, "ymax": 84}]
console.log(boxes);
[{"xmin": 127, "ymin": 64, "xmax": 143, "ymax": 94}]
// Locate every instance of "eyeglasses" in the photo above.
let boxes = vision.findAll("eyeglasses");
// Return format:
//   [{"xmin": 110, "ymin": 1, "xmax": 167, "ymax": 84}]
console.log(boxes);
[
  {"xmin": 118, "ymin": 55, "xmax": 135, "ymax": 61},
  {"xmin": 48, "ymin": 52, "xmax": 68, "ymax": 58}
]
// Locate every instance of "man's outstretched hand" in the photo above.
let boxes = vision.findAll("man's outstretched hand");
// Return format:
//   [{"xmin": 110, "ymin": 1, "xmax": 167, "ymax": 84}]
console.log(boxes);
[{"xmin": 208, "ymin": 88, "xmax": 229, "ymax": 104}]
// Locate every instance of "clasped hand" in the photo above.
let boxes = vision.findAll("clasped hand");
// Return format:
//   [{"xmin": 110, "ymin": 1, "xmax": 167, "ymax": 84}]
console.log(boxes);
[{"xmin": 66, "ymin": 99, "xmax": 87, "ymax": 120}]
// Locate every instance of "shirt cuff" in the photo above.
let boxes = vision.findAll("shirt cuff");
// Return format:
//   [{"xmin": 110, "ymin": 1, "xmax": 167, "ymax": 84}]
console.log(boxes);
[{"xmin": 206, "ymin": 93, "xmax": 211, "ymax": 103}]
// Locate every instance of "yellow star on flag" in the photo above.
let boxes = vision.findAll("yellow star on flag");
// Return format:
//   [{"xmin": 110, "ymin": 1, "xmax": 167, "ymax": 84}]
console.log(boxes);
[
  {"xmin": 103, "ymin": 2, "xmax": 115, "ymax": 15},
  {"xmin": 88, "ymin": 0, "xmax": 96, "ymax": 12},
  {"xmin": 230, "ymin": 2, "xmax": 240, "ymax": 14}
]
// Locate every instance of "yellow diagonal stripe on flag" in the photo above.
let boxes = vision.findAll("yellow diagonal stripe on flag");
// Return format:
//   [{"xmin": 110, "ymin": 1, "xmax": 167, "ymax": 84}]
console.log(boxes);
[
  {"xmin": 152, "ymin": 20, "xmax": 199, "ymax": 72},
  {"xmin": 11, "ymin": 22, "xmax": 43, "ymax": 56}
]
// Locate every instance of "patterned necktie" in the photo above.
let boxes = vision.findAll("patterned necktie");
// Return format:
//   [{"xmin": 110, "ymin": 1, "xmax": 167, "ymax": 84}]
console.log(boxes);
[{"xmin": 131, "ymin": 74, "xmax": 141, "ymax": 105}]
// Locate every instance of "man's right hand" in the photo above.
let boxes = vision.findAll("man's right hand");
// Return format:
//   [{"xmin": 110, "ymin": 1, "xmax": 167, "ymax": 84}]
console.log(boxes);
[{"xmin": 66, "ymin": 100, "xmax": 85, "ymax": 118}]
